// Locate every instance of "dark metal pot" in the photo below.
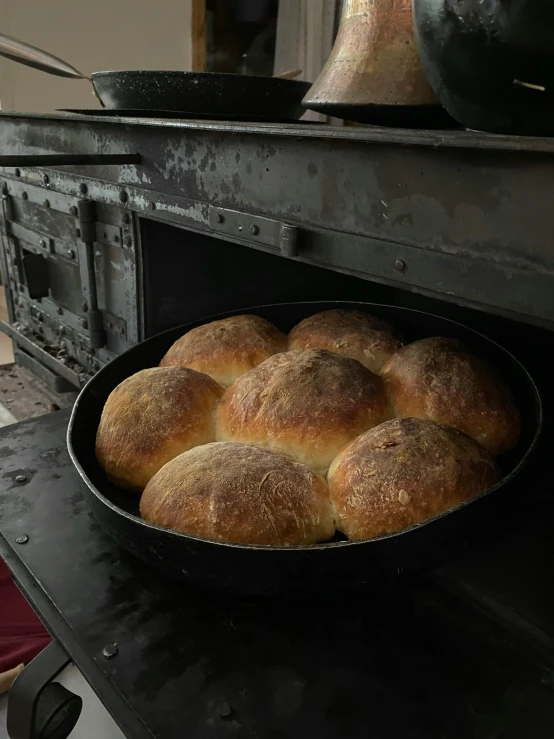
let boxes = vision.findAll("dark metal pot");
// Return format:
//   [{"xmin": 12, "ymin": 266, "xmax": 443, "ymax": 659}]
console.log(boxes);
[{"xmin": 412, "ymin": 0, "xmax": 554, "ymax": 135}]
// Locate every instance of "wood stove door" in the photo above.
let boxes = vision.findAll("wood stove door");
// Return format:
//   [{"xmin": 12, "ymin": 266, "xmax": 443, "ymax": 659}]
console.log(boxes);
[{"xmin": 0, "ymin": 180, "xmax": 139, "ymax": 391}]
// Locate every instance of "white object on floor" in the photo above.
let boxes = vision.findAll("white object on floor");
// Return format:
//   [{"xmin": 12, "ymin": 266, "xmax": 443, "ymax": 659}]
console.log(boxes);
[{"xmin": 0, "ymin": 402, "xmax": 16, "ymax": 428}]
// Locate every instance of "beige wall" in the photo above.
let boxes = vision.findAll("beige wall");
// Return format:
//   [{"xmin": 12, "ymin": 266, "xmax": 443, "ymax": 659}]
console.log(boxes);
[{"xmin": 0, "ymin": 0, "xmax": 193, "ymax": 112}]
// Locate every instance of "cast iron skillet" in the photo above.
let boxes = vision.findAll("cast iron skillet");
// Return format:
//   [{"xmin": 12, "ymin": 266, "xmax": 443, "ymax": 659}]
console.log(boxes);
[
  {"xmin": 67, "ymin": 302, "xmax": 542, "ymax": 596},
  {"xmin": 0, "ymin": 33, "xmax": 311, "ymax": 120}
]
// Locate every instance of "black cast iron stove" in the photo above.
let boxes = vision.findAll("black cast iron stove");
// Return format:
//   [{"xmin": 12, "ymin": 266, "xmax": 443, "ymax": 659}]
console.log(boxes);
[{"xmin": 1, "ymin": 112, "xmax": 554, "ymax": 737}]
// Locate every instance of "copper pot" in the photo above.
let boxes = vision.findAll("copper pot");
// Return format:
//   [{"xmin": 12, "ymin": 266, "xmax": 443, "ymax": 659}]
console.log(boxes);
[{"xmin": 302, "ymin": 0, "xmax": 450, "ymax": 126}]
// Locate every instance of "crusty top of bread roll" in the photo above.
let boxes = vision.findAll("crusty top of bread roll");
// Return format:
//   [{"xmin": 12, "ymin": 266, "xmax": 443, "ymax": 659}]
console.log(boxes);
[
  {"xmin": 140, "ymin": 442, "xmax": 335, "ymax": 546},
  {"xmin": 380, "ymin": 337, "xmax": 520, "ymax": 456},
  {"xmin": 96, "ymin": 366, "xmax": 223, "ymax": 492},
  {"xmin": 159, "ymin": 314, "xmax": 287, "ymax": 387},
  {"xmin": 288, "ymin": 309, "xmax": 403, "ymax": 374},
  {"xmin": 328, "ymin": 417, "xmax": 500, "ymax": 541},
  {"xmin": 216, "ymin": 349, "xmax": 391, "ymax": 474}
]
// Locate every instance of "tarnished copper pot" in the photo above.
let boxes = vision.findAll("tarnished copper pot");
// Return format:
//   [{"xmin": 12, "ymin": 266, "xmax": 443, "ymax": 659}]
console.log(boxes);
[{"xmin": 302, "ymin": 0, "xmax": 446, "ymax": 125}]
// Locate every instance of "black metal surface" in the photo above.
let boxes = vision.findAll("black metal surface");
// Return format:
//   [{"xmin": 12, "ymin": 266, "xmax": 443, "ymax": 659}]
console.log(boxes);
[
  {"xmin": 301, "ymin": 101, "xmax": 458, "ymax": 129},
  {"xmin": 6, "ymin": 640, "xmax": 75, "ymax": 739},
  {"xmin": 91, "ymin": 71, "xmax": 311, "ymax": 120},
  {"xmin": 413, "ymin": 0, "xmax": 554, "ymax": 135},
  {"xmin": 67, "ymin": 301, "xmax": 542, "ymax": 595},
  {"xmin": 2, "ymin": 113, "xmax": 554, "ymax": 331},
  {"xmin": 2, "ymin": 411, "xmax": 554, "ymax": 738}
]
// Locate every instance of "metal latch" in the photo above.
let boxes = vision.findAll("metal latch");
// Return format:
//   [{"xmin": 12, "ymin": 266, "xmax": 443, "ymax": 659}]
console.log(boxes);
[{"xmin": 209, "ymin": 206, "xmax": 298, "ymax": 257}]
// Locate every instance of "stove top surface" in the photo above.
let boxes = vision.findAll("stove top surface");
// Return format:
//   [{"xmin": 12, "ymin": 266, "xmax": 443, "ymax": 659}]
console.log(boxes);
[{"xmin": 1, "ymin": 411, "xmax": 554, "ymax": 738}]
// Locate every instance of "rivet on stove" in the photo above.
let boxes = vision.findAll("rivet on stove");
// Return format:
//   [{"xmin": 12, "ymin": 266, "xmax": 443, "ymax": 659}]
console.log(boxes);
[
  {"xmin": 69, "ymin": 206, "xmax": 78, "ymax": 216},
  {"xmin": 79, "ymin": 183, "xmax": 88, "ymax": 195},
  {"xmin": 217, "ymin": 701, "xmax": 232, "ymax": 718},
  {"xmin": 15, "ymin": 534, "xmax": 29, "ymax": 544},
  {"xmin": 43, "ymin": 199, "xmax": 50, "ymax": 209},
  {"xmin": 122, "ymin": 213, "xmax": 130, "ymax": 225},
  {"xmin": 216, "ymin": 213, "xmax": 224, "ymax": 223},
  {"xmin": 149, "ymin": 201, "xmax": 156, "ymax": 210},
  {"xmin": 22, "ymin": 191, "xmax": 28, "ymax": 200},
  {"xmin": 14, "ymin": 168, "xmax": 21, "ymax": 177},
  {"xmin": 15, "ymin": 475, "xmax": 27, "ymax": 483},
  {"xmin": 249, "ymin": 224, "xmax": 259, "ymax": 235},
  {"xmin": 102, "ymin": 644, "xmax": 119, "ymax": 659},
  {"xmin": 119, "ymin": 190, "xmax": 128, "ymax": 203},
  {"xmin": 394, "ymin": 259, "xmax": 406, "ymax": 272},
  {"xmin": 43, "ymin": 174, "xmax": 50, "ymax": 186}
]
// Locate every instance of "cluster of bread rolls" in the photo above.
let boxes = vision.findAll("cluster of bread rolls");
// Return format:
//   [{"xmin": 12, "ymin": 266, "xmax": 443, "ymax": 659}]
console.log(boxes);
[{"xmin": 96, "ymin": 309, "xmax": 519, "ymax": 546}]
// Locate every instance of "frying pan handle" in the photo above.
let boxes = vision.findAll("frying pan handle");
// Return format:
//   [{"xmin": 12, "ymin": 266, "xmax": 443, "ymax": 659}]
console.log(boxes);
[
  {"xmin": 0, "ymin": 154, "xmax": 142, "ymax": 167},
  {"xmin": 0, "ymin": 32, "xmax": 87, "ymax": 79}
]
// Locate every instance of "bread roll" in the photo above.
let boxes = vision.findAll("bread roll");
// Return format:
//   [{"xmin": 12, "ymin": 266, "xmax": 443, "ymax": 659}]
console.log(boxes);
[
  {"xmin": 288, "ymin": 309, "xmax": 403, "ymax": 374},
  {"xmin": 380, "ymin": 337, "xmax": 520, "ymax": 455},
  {"xmin": 140, "ymin": 442, "xmax": 335, "ymax": 546},
  {"xmin": 328, "ymin": 417, "xmax": 500, "ymax": 540},
  {"xmin": 159, "ymin": 314, "xmax": 287, "ymax": 387},
  {"xmin": 216, "ymin": 349, "xmax": 391, "ymax": 474},
  {"xmin": 96, "ymin": 367, "xmax": 223, "ymax": 492}
]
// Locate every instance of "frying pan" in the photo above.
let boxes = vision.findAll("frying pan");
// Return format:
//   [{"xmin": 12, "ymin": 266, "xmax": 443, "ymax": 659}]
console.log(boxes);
[
  {"xmin": 0, "ymin": 33, "xmax": 310, "ymax": 120},
  {"xmin": 67, "ymin": 302, "xmax": 542, "ymax": 596}
]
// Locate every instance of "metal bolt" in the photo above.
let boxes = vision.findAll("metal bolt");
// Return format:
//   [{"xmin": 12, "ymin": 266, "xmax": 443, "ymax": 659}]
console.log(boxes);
[
  {"xmin": 43, "ymin": 174, "xmax": 50, "ymax": 186},
  {"xmin": 67, "ymin": 249, "xmax": 75, "ymax": 259},
  {"xmin": 1, "ymin": 183, "xmax": 7, "ymax": 195},
  {"xmin": 122, "ymin": 213, "xmax": 130, "ymax": 225},
  {"xmin": 79, "ymin": 183, "xmax": 88, "ymax": 195},
  {"xmin": 149, "ymin": 201, "xmax": 156, "ymax": 210},
  {"xmin": 123, "ymin": 235, "xmax": 132, "ymax": 247},
  {"xmin": 113, "ymin": 235, "xmax": 120, "ymax": 243},
  {"xmin": 119, "ymin": 189, "xmax": 128, "ymax": 203},
  {"xmin": 237, "ymin": 224, "xmax": 243, "ymax": 232},
  {"xmin": 22, "ymin": 191, "xmax": 28, "ymax": 200},
  {"xmin": 15, "ymin": 534, "xmax": 29, "ymax": 544},
  {"xmin": 69, "ymin": 205, "xmax": 78, "ymax": 216},
  {"xmin": 75, "ymin": 228, "xmax": 81, "ymax": 239},
  {"xmin": 250, "ymin": 224, "xmax": 259, "ymax": 235},
  {"xmin": 14, "ymin": 168, "xmax": 21, "ymax": 177},
  {"xmin": 217, "ymin": 702, "xmax": 232, "ymax": 718},
  {"xmin": 216, "ymin": 213, "xmax": 224, "ymax": 223},
  {"xmin": 102, "ymin": 644, "xmax": 118, "ymax": 659},
  {"xmin": 56, "ymin": 306, "xmax": 63, "ymax": 315},
  {"xmin": 394, "ymin": 259, "xmax": 406, "ymax": 272},
  {"xmin": 43, "ymin": 199, "xmax": 50, "ymax": 209},
  {"xmin": 39, "ymin": 239, "xmax": 45, "ymax": 248},
  {"xmin": 15, "ymin": 475, "xmax": 27, "ymax": 483}
]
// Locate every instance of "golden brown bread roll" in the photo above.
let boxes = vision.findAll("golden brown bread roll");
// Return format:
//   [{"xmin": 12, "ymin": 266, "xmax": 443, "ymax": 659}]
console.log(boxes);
[
  {"xmin": 159, "ymin": 314, "xmax": 287, "ymax": 387},
  {"xmin": 288, "ymin": 309, "xmax": 403, "ymax": 374},
  {"xmin": 328, "ymin": 417, "xmax": 500, "ymax": 540},
  {"xmin": 140, "ymin": 442, "xmax": 335, "ymax": 546},
  {"xmin": 96, "ymin": 367, "xmax": 223, "ymax": 492},
  {"xmin": 379, "ymin": 337, "xmax": 520, "ymax": 455},
  {"xmin": 216, "ymin": 349, "xmax": 391, "ymax": 474}
]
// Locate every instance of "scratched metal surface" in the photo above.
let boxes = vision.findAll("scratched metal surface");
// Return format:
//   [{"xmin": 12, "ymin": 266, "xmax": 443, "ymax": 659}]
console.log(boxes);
[{"xmin": 0, "ymin": 113, "xmax": 553, "ymax": 329}]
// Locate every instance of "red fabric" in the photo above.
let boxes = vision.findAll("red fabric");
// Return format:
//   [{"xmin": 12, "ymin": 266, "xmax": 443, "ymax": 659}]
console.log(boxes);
[{"xmin": 0, "ymin": 558, "xmax": 51, "ymax": 673}]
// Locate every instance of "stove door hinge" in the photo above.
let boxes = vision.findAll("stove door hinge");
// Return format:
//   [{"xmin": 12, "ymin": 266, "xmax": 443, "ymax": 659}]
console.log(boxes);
[{"xmin": 76, "ymin": 200, "xmax": 105, "ymax": 350}]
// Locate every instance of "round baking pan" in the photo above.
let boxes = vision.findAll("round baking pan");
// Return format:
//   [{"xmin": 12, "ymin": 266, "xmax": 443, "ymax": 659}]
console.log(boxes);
[{"xmin": 67, "ymin": 302, "xmax": 542, "ymax": 595}]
